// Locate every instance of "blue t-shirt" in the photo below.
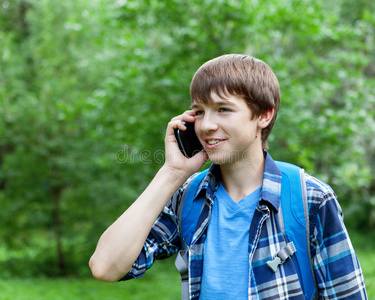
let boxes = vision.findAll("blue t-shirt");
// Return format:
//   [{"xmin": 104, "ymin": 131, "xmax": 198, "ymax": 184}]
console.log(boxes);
[{"xmin": 200, "ymin": 183, "xmax": 261, "ymax": 299}]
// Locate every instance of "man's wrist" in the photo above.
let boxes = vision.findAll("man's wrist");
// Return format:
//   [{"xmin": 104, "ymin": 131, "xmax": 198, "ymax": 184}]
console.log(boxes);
[{"xmin": 158, "ymin": 164, "xmax": 191, "ymax": 190}]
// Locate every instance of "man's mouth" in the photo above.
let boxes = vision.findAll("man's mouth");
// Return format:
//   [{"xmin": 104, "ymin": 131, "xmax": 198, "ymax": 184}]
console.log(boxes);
[
  {"xmin": 205, "ymin": 139, "xmax": 226, "ymax": 149},
  {"xmin": 207, "ymin": 139, "xmax": 221, "ymax": 145}
]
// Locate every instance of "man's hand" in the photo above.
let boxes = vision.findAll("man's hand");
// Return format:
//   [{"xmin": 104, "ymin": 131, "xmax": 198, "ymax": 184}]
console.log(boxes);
[{"xmin": 164, "ymin": 110, "xmax": 208, "ymax": 178}]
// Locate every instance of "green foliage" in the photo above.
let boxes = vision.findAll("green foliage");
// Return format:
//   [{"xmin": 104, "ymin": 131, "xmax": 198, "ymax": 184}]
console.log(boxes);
[{"xmin": 0, "ymin": 0, "xmax": 374, "ymax": 277}]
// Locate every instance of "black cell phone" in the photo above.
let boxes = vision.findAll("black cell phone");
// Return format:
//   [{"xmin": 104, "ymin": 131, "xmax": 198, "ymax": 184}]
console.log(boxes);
[{"xmin": 174, "ymin": 122, "xmax": 203, "ymax": 158}]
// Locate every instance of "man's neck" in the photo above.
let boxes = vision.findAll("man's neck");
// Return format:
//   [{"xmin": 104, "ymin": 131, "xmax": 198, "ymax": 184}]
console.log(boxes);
[{"xmin": 219, "ymin": 150, "xmax": 265, "ymax": 203}]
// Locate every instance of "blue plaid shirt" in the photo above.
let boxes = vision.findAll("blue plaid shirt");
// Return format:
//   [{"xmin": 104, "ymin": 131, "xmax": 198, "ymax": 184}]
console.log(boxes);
[{"xmin": 122, "ymin": 152, "xmax": 367, "ymax": 299}]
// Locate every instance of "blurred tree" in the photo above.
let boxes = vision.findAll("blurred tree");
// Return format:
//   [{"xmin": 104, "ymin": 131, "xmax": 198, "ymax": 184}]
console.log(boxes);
[{"xmin": 0, "ymin": 0, "xmax": 374, "ymax": 277}]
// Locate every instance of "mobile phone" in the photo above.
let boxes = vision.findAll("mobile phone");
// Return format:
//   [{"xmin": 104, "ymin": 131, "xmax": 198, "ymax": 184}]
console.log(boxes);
[{"xmin": 174, "ymin": 122, "xmax": 203, "ymax": 158}]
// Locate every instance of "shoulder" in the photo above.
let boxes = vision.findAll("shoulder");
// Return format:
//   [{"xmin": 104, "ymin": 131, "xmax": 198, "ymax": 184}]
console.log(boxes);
[
  {"xmin": 166, "ymin": 171, "xmax": 203, "ymax": 213},
  {"xmin": 303, "ymin": 172, "xmax": 344, "ymax": 233},
  {"xmin": 167, "ymin": 165, "xmax": 218, "ymax": 214},
  {"xmin": 303, "ymin": 172, "xmax": 338, "ymax": 208}
]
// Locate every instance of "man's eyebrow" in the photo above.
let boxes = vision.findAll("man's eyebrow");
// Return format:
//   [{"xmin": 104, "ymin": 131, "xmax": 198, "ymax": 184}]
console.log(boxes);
[
  {"xmin": 214, "ymin": 100, "xmax": 235, "ymax": 107},
  {"xmin": 191, "ymin": 100, "xmax": 235, "ymax": 109}
]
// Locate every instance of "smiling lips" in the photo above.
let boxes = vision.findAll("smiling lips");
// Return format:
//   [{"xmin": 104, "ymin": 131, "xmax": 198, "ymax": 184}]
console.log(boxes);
[{"xmin": 205, "ymin": 139, "xmax": 226, "ymax": 149}]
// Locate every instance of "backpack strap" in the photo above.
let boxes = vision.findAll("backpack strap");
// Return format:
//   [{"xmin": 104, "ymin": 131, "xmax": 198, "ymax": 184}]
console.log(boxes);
[
  {"xmin": 299, "ymin": 167, "xmax": 318, "ymax": 300},
  {"xmin": 174, "ymin": 170, "xmax": 207, "ymax": 300},
  {"xmin": 176, "ymin": 170, "xmax": 208, "ymax": 248},
  {"xmin": 176, "ymin": 173, "xmax": 199, "ymax": 244},
  {"xmin": 275, "ymin": 161, "xmax": 319, "ymax": 300},
  {"xmin": 174, "ymin": 249, "xmax": 189, "ymax": 300}
]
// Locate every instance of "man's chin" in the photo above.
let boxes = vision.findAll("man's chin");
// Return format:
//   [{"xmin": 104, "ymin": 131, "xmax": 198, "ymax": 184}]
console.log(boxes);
[
  {"xmin": 207, "ymin": 152, "xmax": 235, "ymax": 165},
  {"xmin": 207, "ymin": 149, "xmax": 255, "ymax": 165}
]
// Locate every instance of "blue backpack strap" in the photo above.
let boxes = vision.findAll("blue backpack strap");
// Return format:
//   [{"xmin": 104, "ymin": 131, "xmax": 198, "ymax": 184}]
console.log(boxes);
[
  {"xmin": 275, "ymin": 161, "xmax": 318, "ymax": 300},
  {"xmin": 177, "ymin": 169, "xmax": 208, "ymax": 249},
  {"xmin": 175, "ymin": 170, "xmax": 208, "ymax": 300}
]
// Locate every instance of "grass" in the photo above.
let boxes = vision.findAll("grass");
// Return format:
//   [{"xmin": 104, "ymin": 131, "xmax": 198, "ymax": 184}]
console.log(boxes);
[
  {"xmin": 0, "ymin": 230, "xmax": 373, "ymax": 299},
  {"xmin": 0, "ymin": 260, "xmax": 181, "ymax": 300}
]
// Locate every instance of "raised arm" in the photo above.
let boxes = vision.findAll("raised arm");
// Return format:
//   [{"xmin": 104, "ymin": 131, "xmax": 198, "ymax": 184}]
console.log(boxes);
[{"xmin": 89, "ymin": 111, "xmax": 208, "ymax": 282}]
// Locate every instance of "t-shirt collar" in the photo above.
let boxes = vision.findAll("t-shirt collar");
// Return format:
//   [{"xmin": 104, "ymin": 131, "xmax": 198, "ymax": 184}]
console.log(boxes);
[{"xmin": 194, "ymin": 151, "xmax": 282, "ymax": 211}]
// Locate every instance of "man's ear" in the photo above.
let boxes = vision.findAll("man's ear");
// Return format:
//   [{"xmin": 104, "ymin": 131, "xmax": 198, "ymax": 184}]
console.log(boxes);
[{"xmin": 258, "ymin": 108, "xmax": 274, "ymax": 129}]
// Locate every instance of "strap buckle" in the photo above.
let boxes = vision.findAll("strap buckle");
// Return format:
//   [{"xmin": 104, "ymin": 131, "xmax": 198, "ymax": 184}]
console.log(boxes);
[{"xmin": 266, "ymin": 241, "xmax": 296, "ymax": 273}]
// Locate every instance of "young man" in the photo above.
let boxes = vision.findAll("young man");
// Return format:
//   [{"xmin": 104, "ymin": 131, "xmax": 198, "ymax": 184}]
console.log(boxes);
[{"xmin": 89, "ymin": 54, "xmax": 367, "ymax": 299}]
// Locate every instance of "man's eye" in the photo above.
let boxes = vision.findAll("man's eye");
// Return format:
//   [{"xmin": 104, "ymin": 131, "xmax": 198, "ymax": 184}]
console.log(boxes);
[
  {"xmin": 219, "ymin": 108, "xmax": 231, "ymax": 112},
  {"xmin": 194, "ymin": 111, "xmax": 203, "ymax": 116}
]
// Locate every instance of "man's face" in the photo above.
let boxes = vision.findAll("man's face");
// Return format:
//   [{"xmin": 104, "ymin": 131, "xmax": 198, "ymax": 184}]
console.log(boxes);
[{"xmin": 192, "ymin": 93, "xmax": 262, "ymax": 166}]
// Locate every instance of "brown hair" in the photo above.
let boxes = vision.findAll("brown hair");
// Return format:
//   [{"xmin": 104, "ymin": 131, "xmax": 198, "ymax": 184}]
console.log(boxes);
[{"xmin": 190, "ymin": 54, "xmax": 280, "ymax": 149}]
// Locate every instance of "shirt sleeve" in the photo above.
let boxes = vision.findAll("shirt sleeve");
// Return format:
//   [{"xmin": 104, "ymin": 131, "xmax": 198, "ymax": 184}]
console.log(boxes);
[
  {"xmin": 306, "ymin": 175, "xmax": 368, "ymax": 299},
  {"xmin": 120, "ymin": 180, "xmax": 189, "ymax": 281}
]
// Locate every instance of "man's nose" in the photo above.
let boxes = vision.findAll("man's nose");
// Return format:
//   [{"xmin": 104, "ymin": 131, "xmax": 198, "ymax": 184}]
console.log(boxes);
[{"xmin": 199, "ymin": 113, "xmax": 219, "ymax": 133}]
